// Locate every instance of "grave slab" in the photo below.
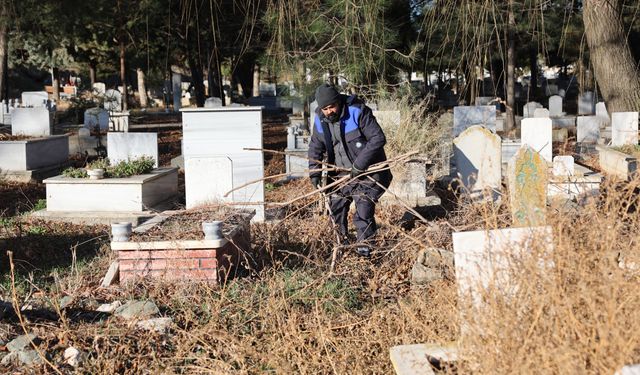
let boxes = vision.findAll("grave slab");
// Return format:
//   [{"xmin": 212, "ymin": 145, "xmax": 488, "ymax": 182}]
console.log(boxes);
[
  {"xmin": 523, "ymin": 102, "xmax": 542, "ymax": 118},
  {"xmin": 453, "ymin": 125, "xmax": 501, "ymax": 198},
  {"xmin": 578, "ymin": 91, "xmax": 595, "ymax": 115},
  {"xmin": 548, "ymin": 164, "xmax": 602, "ymax": 201},
  {"xmin": 21, "ymin": 91, "xmax": 48, "ymax": 107},
  {"xmin": 84, "ymin": 108, "xmax": 109, "ymax": 130},
  {"xmin": 107, "ymin": 132, "xmax": 158, "ymax": 167},
  {"xmin": 549, "ymin": 95, "xmax": 563, "ymax": 117},
  {"xmin": 576, "ymin": 116, "xmax": 601, "ymax": 143},
  {"xmin": 507, "ymin": 145, "xmax": 548, "ymax": 227},
  {"xmin": 611, "ymin": 112, "xmax": 639, "ymax": 147},
  {"xmin": 533, "ymin": 108, "xmax": 550, "ymax": 118},
  {"xmin": 521, "ymin": 118, "xmax": 553, "ymax": 162},
  {"xmin": 452, "ymin": 106, "xmax": 496, "ymax": 137},
  {"xmin": 552, "ymin": 155, "xmax": 574, "ymax": 176},
  {"xmin": 11, "ymin": 107, "xmax": 53, "ymax": 137},
  {"xmin": 0, "ymin": 135, "xmax": 69, "ymax": 171},
  {"xmin": 595, "ymin": 102, "xmax": 610, "ymax": 126},
  {"xmin": 597, "ymin": 145, "xmax": 637, "ymax": 180},
  {"xmin": 185, "ymin": 157, "xmax": 234, "ymax": 208}
]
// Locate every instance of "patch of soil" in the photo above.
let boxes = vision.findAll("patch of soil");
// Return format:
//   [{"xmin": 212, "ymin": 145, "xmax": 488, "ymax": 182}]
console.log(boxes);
[
  {"xmin": 0, "ymin": 181, "xmax": 45, "ymax": 216},
  {"xmin": 157, "ymin": 129, "xmax": 182, "ymax": 167}
]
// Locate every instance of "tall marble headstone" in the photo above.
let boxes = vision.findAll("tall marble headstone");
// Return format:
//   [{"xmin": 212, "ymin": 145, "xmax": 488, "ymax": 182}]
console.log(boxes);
[
  {"xmin": 452, "ymin": 105, "xmax": 496, "ymax": 137},
  {"xmin": 521, "ymin": 117, "xmax": 553, "ymax": 162},
  {"xmin": 107, "ymin": 132, "xmax": 159, "ymax": 167},
  {"xmin": 578, "ymin": 91, "xmax": 595, "ymax": 115},
  {"xmin": 576, "ymin": 116, "xmax": 601, "ymax": 143},
  {"xmin": 453, "ymin": 125, "xmax": 502, "ymax": 198},
  {"xmin": 549, "ymin": 95, "xmax": 563, "ymax": 117},
  {"xmin": 611, "ymin": 112, "xmax": 639, "ymax": 147},
  {"xmin": 507, "ymin": 145, "xmax": 548, "ymax": 227}
]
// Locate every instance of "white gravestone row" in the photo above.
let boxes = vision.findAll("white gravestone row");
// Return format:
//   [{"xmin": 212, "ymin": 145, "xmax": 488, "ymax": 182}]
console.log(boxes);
[
  {"xmin": 453, "ymin": 125, "xmax": 501, "ymax": 199},
  {"xmin": 576, "ymin": 116, "xmax": 601, "ymax": 143},
  {"xmin": 107, "ymin": 132, "xmax": 159, "ymax": 167},
  {"xmin": 520, "ymin": 117, "xmax": 552, "ymax": 162},
  {"xmin": 452, "ymin": 106, "xmax": 496, "ymax": 137},
  {"xmin": 548, "ymin": 95, "xmax": 563, "ymax": 117},
  {"xmin": 611, "ymin": 112, "xmax": 639, "ymax": 147}
]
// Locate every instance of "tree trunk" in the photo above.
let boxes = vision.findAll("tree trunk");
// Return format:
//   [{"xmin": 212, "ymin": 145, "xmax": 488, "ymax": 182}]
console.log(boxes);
[
  {"xmin": 119, "ymin": 39, "xmax": 127, "ymax": 111},
  {"xmin": 187, "ymin": 53, "xmax": 205, "ymax": 107},
  {"xmin": 51, "ymin": 67, "xmax": 60, "ymax": 101},
  {"xmin": 252, "ymin": 64, "xmax": 260, "ymax": 97},
  {"xmin": 137, "ymin": 68, "xmax": 147, "ymax": 108},
  {"xmin": 583, "ymin": 0, "xmax": 640, "ymax": 112},
  {"xmin": 89, "ymin": 60, "xmax": 97, "ymax": 86},
  {"xmin": 0, "ymin": 1, "xmax": 7, "ymax": 102},
  {"xmin": 505, "ymin": 0, "xmax": 516, "ymax": 132}
]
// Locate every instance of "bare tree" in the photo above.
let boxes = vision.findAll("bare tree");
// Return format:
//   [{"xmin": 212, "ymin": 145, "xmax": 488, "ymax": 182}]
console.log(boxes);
[{"xmin": 0, "ymin": 0, "xmax": 8, "ymax": 102}]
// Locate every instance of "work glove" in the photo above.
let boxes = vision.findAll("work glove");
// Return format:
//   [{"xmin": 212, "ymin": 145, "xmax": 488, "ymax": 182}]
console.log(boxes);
[
  {"xmin": 310, "ymin": 176, "xmax": 321, "ymax": 189},
  {"xmin": 350, "ymin": 165, "xmax": 365, "ymax": 179}
]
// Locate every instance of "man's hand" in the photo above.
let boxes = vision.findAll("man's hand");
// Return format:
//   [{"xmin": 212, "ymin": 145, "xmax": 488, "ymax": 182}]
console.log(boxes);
[
  {"xmin": 310, "ymin": 176, "xmax": 321, "ymax": 189},
  {"xmin": 350, "ymin": 165, "xmax": 365, "ymax": 178}
]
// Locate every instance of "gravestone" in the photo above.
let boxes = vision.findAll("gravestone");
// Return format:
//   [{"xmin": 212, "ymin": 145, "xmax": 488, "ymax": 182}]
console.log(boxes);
[
  {"xmin": 172, "ymin": 72, "xmax": 181, "ymax": 111},
  {"xmin": 84, "ymin": 108, "xmax": 109, "ymax": 130},
  {"xmin": 10, "ymin": 107, "xmax": 52, "ymax": 136},
  {"xmin": 185, "ymin": 157, "xmax": 234, "ymax": 208},
  {"xmin": 452, "ymin": 105, "xmax": 496, "ymax": 137},
  {"xmin": 453, "ymin": 125, "xmax": 501, "ymax": 198},
  {"xmin": 533, "ymin": 108, "xmax": 550, "ymax": 118},
  {"xmin": 107, "ymin": 132, "xmax": 158, "ymax": 167},
  {"xmin": 452, "ymin": 226, "xmax": 553, "ymax": 307},
  {"xmin": 523, "ymin": 102, "xmax": 542, "ymax": 118},
  {"xmin": 507, "ymin": 145, "xmax": 548, "ymax": 227},
  {"xmin": 549, "ymin": 95, "xmax": 563, "ymax": 117},
  {"xmin": 92, "ymin": 82, "xmax": 106, "ymax": 95},
  {"xmin": 204, "ymin": 97, "xmax": 222, "ymax": 108},
  {"xmin": 576, "ymin": 116, "xmax": 601, "ymax": 143},
  {"xmin": 553, "ymin": 155, "xmax": 574, "ymax": 176},
  {"xmin": 21, "ymin": 91, "xmax": 48, "ymax": 107},
  {"xmin": 475, "ymin": 96, "xmax": 495, "ymax": 106},
  {"xmin": 521, "ymin": 117, "xmax": 553, "ymax": 162},
  {"xmin": 595, "ymin": 102, "xmax": 609, "ymax": 126},
  {"xmin": 578, "ymin": 91, "xmax": 595, "ymax": 115},
  {"xmin": 104, "ymin": 89, "xmax": 122, "ymax": 111},
  {"xmin": 558, "ymin": 89, "xmax": 566, "ymax": 98},
  {"xmin": 611, "ymin": 112, "xmax": 639, "ymax": 147}
]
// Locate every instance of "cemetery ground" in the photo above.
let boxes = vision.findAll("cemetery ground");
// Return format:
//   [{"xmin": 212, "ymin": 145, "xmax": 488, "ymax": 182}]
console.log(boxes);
[{"xmin": 1, "ymin": 114, "xmax": 640, "ymax": 373}]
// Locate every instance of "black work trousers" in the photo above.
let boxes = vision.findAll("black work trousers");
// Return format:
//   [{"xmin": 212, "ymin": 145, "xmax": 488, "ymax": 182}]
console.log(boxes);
[{"xmin": 328, "ymin": 177, "xmax": 385, "ymax": 242}]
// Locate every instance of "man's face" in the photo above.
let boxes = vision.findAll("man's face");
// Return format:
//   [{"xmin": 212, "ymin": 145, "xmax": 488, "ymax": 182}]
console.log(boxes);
[{"xmin": 321, "ymin": 102, "xmax": 341, "ymax": 122}]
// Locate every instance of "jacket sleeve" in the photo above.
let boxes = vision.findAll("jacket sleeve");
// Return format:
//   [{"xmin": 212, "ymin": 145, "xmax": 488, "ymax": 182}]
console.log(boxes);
[
  {"xmin": 352, "ymin": 106, "xmax": 386, "ymax": 170},
  {"xmin": 307, "ymin": 116, "xmax": 326, "ymax": 179}
]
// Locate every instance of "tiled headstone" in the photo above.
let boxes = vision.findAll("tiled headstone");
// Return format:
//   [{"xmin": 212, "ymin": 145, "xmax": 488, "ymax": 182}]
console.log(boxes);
[
  {"xmin": 552, "ymin": 155, "xmax": 574, "ymax": 176},
  {"xmin": 104, "ymin": 89, "xmax": 122, "ymax": 111},
  {"xmin": 185, "ymin": 157, "xmax": 234, "ymax": 208},
  {"xmin": 549, "ymin": 95, "xmax": 563, "ymax": 117},
  {"xmin": 521, "ymin": 117, "xmax": 552, "ymax": 162},
  {"xmin": 595, "ymin": 102, "xmax": 609, "ymax": 126},
  {"xmin": 182, "ymin": 107, "xmax": 264, "ymax": 220},
  {"xmin": 452, "ymin": 106, "xmax": 496, "ymax": 137},
  {"xmin": 611, "ymin": 112, "xmax": 639, "ymax": 147},
  {"xmin": 523, "ymin": 102, "xmax": 542, "ymax": 118},
  {"xmin": 576, "ymin": 116, "xmax": 601, "ymax": 143},
  {"xmin": 84, "ymin": 108, "xmax": 109, "ymax": 130},
  {"xmin": 578, "ymin": 91, "xmax": 595, "ymax": 115},
  {"xmin": 453, "ymin": 125, "xmax": 501, "ymax": 197},
  {"xmin": 10, "ymin": 107, "xmax": 52, "ymax": 136},
  {"xmin": 452, "ymin": 226, "xmax": 553, "ymax": 307},
  {"xmin": 21, "ymin": 91, "xmax": 48, "ymax": 108},
  {"xmin": 107, "ymin": 132, "xmax": 158, "ymax": 167},
  {"xmin": 507, "ymin": 145, "xmax": 548, "ymax": 227},
  {"xmin": 533, "ymin": 108, "xmax": 550, "ymax": 118}
]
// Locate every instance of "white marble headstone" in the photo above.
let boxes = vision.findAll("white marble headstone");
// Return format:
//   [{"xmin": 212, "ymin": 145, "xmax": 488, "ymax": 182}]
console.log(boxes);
[
  {"xmin": 552, "ymin": 155, "xmax": 575, "ymax": 176},
  {"xmin": 578, "ymin": 91, "xmax": 595, "ymax": 115},
  {"xmin": 104, "ymin": 89, "xmax": 122, "ymax": 111},
  {"xmin": 185, "ymin": 157, "xmax": 234, "ymax": 208},
  {"xmin": 452, "ymin": 226, "xmax": 553, "ymax": 306},
  {"xmin": 21, "ymin": 91, "xmax": 48, "ymax": 108},
  {"xmin": 452, "ymin": 106, "xmax": 496, "ymax": 137},
  {"xmin": 523, "ymin": 102, "xmax": 543, "ymax": 118},
  {"xmin": 521, "ymin": 117, "xmax": 553, "ymax": 162},
  {"xmin": 611, "ymin": 112, "xmax": 639, "ymax": 147},
  {"xmin": 84, "ymin": 108, "xmax": 109, "ymax": 130},
  {"xmin": 533, "ymin": 108, "xmax": 550, "ymax": 118},
  {"xmin": 453, "ymin": 125, "xmax": 502, "ymax": 197},
  {"xmin": 107, "ymin": 132, "xmax": 158, "ymax": 167},
  {"xmin": 595, "ymin": 102, "xmax": 609, "ymax": 126},
  {"xmin": 10, "ymin": 107, "xmax": 52, "ymax": 136},
  {"xmin": 576, "ymin": 116, "xmax": 601, "ymax": 143},
  {"xmin": 549, "ymin": 95, "xmax": 563, "ymax": 117}
]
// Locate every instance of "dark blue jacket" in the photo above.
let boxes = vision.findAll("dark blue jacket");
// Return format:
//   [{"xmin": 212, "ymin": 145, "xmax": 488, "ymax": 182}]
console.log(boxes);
[{"xmin": 308, "ymin": 95, "xmax": 392, "ymax": 187}]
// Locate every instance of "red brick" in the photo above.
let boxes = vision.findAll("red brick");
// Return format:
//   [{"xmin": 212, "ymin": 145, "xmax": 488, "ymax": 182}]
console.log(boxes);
[
  {"xmin": 118, "ymin": 249, "xmax": 218, "ymax": 260},
  {"xmin": 120, "ymin": 259, "xmax": 199, "ymax": 271},
  {"xmin": 199, "ymin": 258, "xmax": 218, "ymax": 269}
]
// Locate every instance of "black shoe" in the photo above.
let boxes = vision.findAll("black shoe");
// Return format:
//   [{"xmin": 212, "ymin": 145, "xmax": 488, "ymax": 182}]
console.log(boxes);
[{"xmin": 355, "ymin": 246, "xmax": 371, "ymax": 257}]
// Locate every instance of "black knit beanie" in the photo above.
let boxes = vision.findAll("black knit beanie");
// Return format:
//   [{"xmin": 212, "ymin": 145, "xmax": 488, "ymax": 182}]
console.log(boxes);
[{"xmin": 315, "ymin": 84, "xmax": 340, "ymax": 109}]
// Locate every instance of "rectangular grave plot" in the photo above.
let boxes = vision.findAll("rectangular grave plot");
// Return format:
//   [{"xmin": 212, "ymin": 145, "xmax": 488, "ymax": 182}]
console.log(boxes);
[{"xmin": 0, "ymin": 135, "xmax": 69, "ymax": 171}]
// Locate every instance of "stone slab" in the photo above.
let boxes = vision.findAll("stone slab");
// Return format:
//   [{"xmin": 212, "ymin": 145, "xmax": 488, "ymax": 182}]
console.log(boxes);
[
  {"xmin": 84, "ymin": 108, "xmax": 109, "ymax": 131},
  {"xmin": 611, "ymin": 112, "xmax": 639, "ymax": 147},
  {"xmin": 185, "ymin": 157, "xmax": 234, "ymax": 208},
  {"xmin": 552, "ymin": 155, "xmax": 574, "ymax": 176},
  {"xmin": 521, "ymin": 118, "xmax": 553, "ymax": 162},
  {"xmin": 21, "ymin": 91, "xmax": 48, "ymax": 107},
  {"xmin": 549, "ymin": 95, "xmax": 563, "ymax": 117},
  {"xmin": 578, "ymin": 91, "xmax": 595, "ymax": 115},
  {"xmin": 577, "ymin": 116, "xmax": 601, "ymax": 143},
  {"xmin": 30, "ymin": 208, "xmax": 165, "ymax": 226},
  {"xmin": 285, "ymin": 149, "xmax": 308, "ymax": 178},
  {"xmin": 523, "ymin": 102, "xmax": 542, "ymax": 118},
  {"xmin": 597, "ymin": 145, "xmax": 637, "ymax": 180},
  {"xmin": 107, "ymin": 132, "xmax": 158, "ymax": 167},
  {"xmin": 452, "ymin": 226, "xmax": 553, "ymax": 306},
  {"xmin": 507, "ymin": 145, "xmax": 548, "ymax": 227},
  {"xmin": 548, "ymin": 164, "xmax": 602, "ymax": 201},
  {"xmin": 0, "ymin": 135, "xmax": 69, "ymax": 171},
  {"xmin": 533, "ymin": 108, "xmax": 550, "ymax": 118},
  {"xmin": 452, "ymin": 106, "xmax": 496, "ymax": 137},
  {"xmin": 453, "ymin": 125, "xmax": 501, "ymax": 198},
  {"xmin": 101, "ymin": 261, "xmax": 119, "ymax": 287},
  {"xmin": 595, "ymin": 102, "xmax": 609, "ymax": 126},
  {"xmin": 11, "ymin": 107, "xmax": 53, "ymax": 136}
]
